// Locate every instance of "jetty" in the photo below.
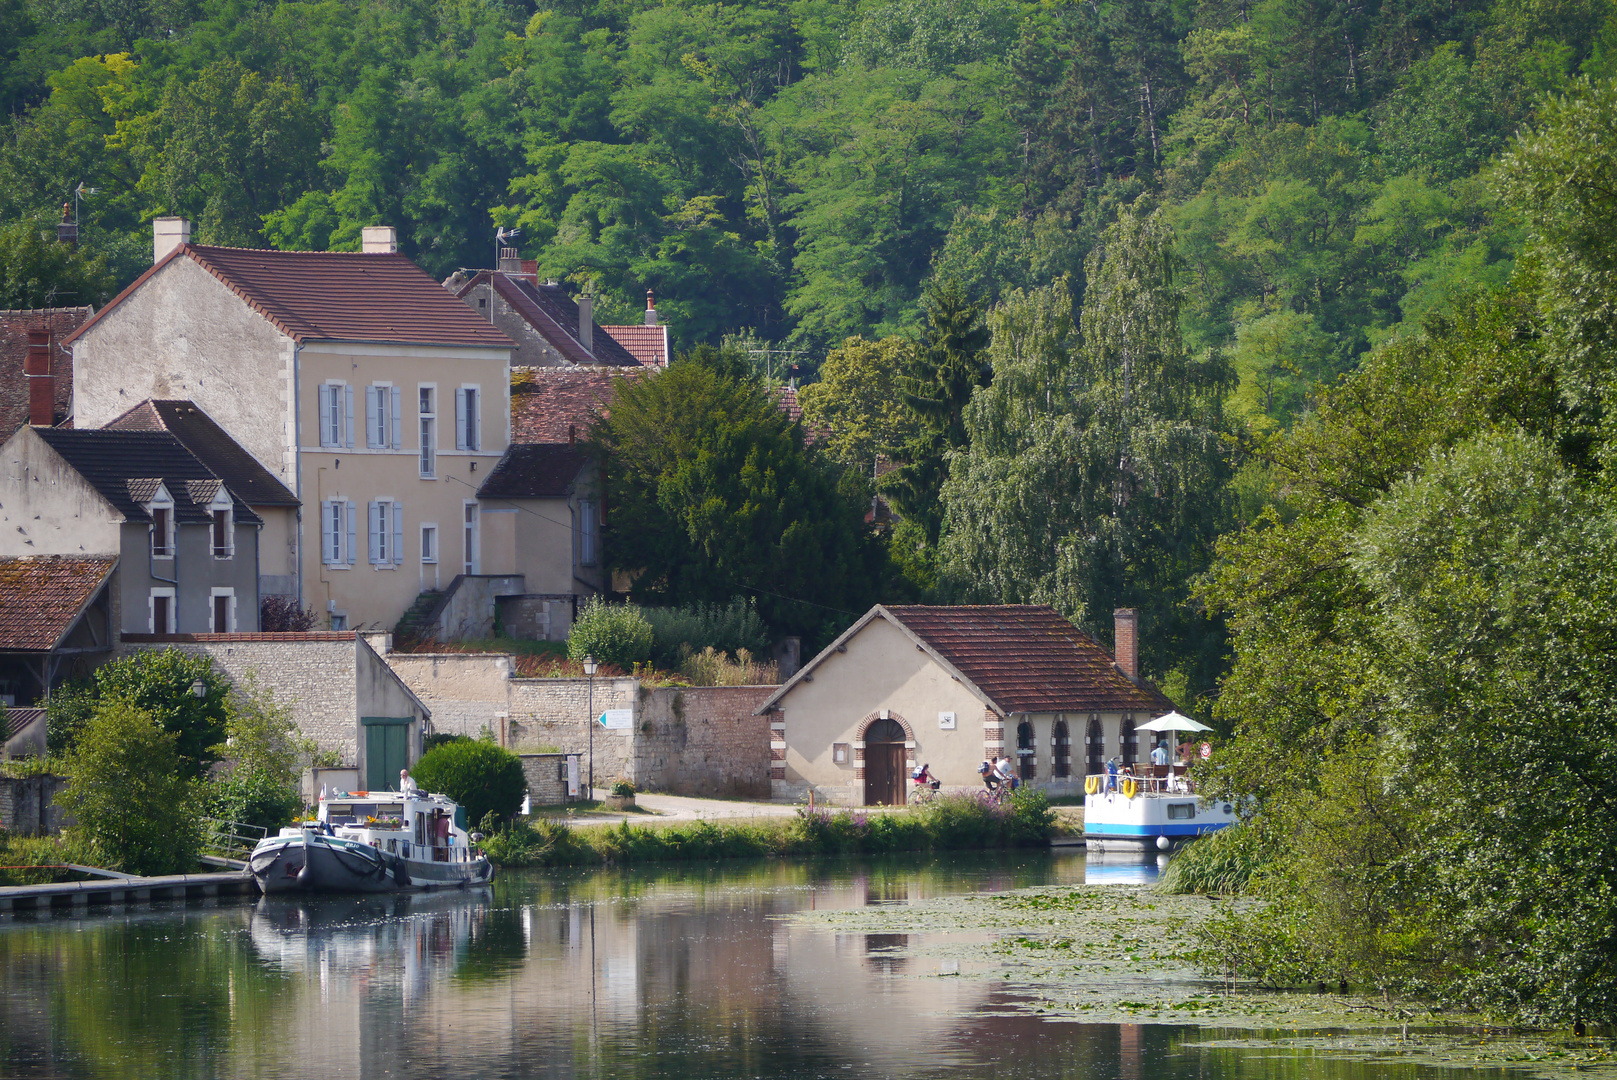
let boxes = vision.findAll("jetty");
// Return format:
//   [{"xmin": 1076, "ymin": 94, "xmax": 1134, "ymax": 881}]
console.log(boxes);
[{"xmin": 0, "ymin": 869, "xmax": 259, "ymax": 914}]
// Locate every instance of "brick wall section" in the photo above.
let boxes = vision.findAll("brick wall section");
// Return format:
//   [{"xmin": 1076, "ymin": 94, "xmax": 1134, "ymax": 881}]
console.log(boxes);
[
  {"xmin": 0, "ymin": 774, "xmax": 69, "ymax": 836},
  {"xmin": 630, "ymin": 686, "xmax": 773, "ymax": 799},
  {"xmin": 518, "ymin": 753, "xmax": 573, "ymax": 806}
]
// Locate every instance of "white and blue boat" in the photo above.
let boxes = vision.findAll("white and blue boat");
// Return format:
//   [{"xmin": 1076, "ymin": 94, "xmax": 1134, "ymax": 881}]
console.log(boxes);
[{"xmin": 1082, "ymin": 709, "xmax": 1235, "ymax": 851}]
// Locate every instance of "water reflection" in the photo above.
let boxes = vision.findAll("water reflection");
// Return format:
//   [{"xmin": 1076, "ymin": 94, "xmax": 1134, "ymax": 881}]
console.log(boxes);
[{"xmin": 0, "ymin": 853, "xmax": 1509, "ymax": 1080}]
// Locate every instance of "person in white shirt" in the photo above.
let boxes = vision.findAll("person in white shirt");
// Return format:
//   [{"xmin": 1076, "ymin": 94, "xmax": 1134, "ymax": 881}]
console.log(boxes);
[{"xmin": 400, "ymin": 768, "xmax": 420, "ymax": 796}]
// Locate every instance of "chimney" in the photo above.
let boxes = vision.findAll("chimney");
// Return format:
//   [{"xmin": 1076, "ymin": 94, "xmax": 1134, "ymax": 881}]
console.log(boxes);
[
  {"xmin": 520, "ymin": 259, "xmax": 539, "ymax": 281},
  {"xmin": 57, "ymin": 202, "xmax": 77, "ymax": 247},
  {"xmin": 1113, "ymin": 608, "xmax": 1139, "ymax": 680},
  {"xmin": 152, "ymin": 217, "xmax": 191, "ymax": 264},
  {"xmin": 362, "ymin": 225, "xmax": 398, "ymax": 254},
  {"xmin": 24, "ymin": 329, "xmax": 53, "ymax": 426},
  {"xmin": 577, "ymin": 294, "xmax": 593, "ymax": 356},
  {"xmin": 645, "ymin": 289, "xmax": 658, "ymax": 327},
  {"xmin": 497, "ymin": 247, "xmax": 522, "ymax": 274}
]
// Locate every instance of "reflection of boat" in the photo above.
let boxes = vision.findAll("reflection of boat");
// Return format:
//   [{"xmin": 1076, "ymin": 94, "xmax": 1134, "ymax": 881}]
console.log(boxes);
[
  {"xmin": 249, "ymin": 788, "xmax": 494, "ymax": 894},
  {"xmin": 1082, "ymin": 854, "xmax": 1163, "ymax": 885},
  {"xmin": 1082, "ymin": 772, "xmax": 1236, "ymax": 852}
]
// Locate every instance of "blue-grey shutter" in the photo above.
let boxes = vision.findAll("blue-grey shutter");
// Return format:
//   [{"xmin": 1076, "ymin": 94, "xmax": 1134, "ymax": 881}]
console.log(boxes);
[
  {"xmin": 393, "ymin": 502, "xmax": 405, "ymax": 564},
  {"xmin": 455, "ymin": 388, "xmax": 468, "ymax": 451},
  {"xmin": 368, "ymin": 501, "xmax": 382, "ymax": 564},
  {"xmin": 321, "ymin": 500, "xmax": 335, "ymax": 564},
  {"xmin": 344, "ymin": 385, "xmax": 355, "ymax": 448},
  {"xmin": 318, "ymin": 386, "xmax": 333, "ymax": 447},
  {"xmin": 366, "ymin": 386, "xmax": 380, "ymax": 448},
  {"xmin": 390, "ymin": 386, "xmax": 403, "ymax": 449},
  {"xmin": 346, "ymin": 501, "xmax": 357, "ymax": 564}
]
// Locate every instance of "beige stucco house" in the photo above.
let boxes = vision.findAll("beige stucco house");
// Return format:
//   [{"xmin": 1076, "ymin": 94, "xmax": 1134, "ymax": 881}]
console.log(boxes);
[
  {"xmin": 756, "ymin": 605, "xmax": 1175, "ymax": 806},
  {"xmin": 65, "ymin": 220, "xmax": 515, "ymax": 631}
]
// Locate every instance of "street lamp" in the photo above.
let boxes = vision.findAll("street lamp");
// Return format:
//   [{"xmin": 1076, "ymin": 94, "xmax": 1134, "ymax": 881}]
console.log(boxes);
[
  {"xmin": 582, "ymin": 655, "xmax": 597, "ymax": 802},
  {"xmin": 190, "ymin": 679, "xmax": 207, "ymax": 699}
]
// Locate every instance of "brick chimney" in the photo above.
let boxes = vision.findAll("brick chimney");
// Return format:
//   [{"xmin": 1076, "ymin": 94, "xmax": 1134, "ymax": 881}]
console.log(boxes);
[
  {"xmin": 24, "ymin": 329, "xmax": 53, "ymax": 426},
  {"xmin": 1113, "ymin": 608, "xmax": 1139, "ymax": 680},
  {"xmin": 361, "ymin": 225, "xmax": 398, "ymax": 254},
  {"xmin": 577, "ymin": 294, "xmax": 593, "ymax": 357},
  {"xmin": 645, "ymin": 289, "xmax": 658, "ymax": 326},
  {"xmin": 153, "ymin": 217, "xmax": 191, "ymax": 263}
]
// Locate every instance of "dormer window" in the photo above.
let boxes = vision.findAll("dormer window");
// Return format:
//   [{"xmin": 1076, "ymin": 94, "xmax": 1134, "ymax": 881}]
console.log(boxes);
[
  {"xmin": 139, "ymin": 481, "xmax": 175, "ymax": 558},
  {"xmin": 210, "ymin": 490, "xmax": 234, "ymax": 559}
]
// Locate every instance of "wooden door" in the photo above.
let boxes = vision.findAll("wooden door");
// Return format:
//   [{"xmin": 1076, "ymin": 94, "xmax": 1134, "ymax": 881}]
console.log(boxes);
[
  {"xmin": 364, "ymin": 718, "xmax": 411, "ymax": 791},
  {"xmin": 864, "ymin": 743, "xmax": 906, "ymax": 806}
]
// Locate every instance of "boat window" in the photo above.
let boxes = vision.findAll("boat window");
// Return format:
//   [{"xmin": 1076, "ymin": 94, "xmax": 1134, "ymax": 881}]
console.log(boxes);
[
  {"xmin": 1166, "ymin": 802, "xmax": 1196, "ymax": 820},
  {"xmin": 326, "ymin": 804, "xmax": 351, "ymax": 815},
  {"xmin": 375, "ymin": 804, "xmax": 403, "ymax": 815}
]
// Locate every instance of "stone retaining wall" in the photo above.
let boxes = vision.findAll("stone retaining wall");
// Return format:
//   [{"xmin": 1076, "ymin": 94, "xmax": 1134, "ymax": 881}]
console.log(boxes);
[{"xmin": 0, "ymin": 774, "xmax": 68, "ymax": 836}]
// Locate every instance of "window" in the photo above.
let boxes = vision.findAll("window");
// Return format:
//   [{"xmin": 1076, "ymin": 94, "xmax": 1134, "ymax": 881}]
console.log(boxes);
[
  {"xmin": 366, "ymin": 384, "xmax": 402, "ymax": 449},
  {"xmin": 463, "ymin": 502, "xmax": 478, "ymax": 575},
  {"xmin": 150, "ymin": 588, "xmax": 175, "ymax": 633},
  {"xmin": 150, "ymin": 505, "xmax": 173, "ymax": 557},
  {"xmin": 1167, "ymin": 803, "xmax": 1197, "ymax": 820},
  {"xmin": 369, "ymin": 500, "xmax": 405, "ymax": 566},
  {"xmin": 455, "ymin": 387, "xmax": 480, "ymax": 452},
  {"xmin": 210, "ymin": 491, "xmax": 234, "ymax": 559},
  {"xmin": 578, "ymin": 499, "xmax": 597, "ymax": 566},
  {"xmin": 421, "ymin": 524, "xmax": 438, "ymax": 564},
  {"xmin": 319, "ymin": 382, "xmax": 354, "ymax": 448},
  {"xmin": 330, "ymin": 613, "xmax": 348, "ymax": 631},
  {"xmin": 320, "ymin": 499, "xmax": 358, "ymax": 567},
  {"xmin": 211, "ymin": 588, "xmax": 235, "ymax": 633},
  {"xmin": 418, "ymin": 386, "xmax": 436, "ymax": 478}
]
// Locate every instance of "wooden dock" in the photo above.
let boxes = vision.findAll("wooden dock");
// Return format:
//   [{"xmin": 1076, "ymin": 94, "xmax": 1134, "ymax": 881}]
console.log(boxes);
[{"xmin": 0, "ymin": 870, "xmax": 259, "ymax": 914}]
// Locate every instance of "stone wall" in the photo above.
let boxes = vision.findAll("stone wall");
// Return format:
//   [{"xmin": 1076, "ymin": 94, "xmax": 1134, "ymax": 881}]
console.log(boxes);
[
  {"xmin": 518, "ymin": 753, "xmax": 575, "ymax": 806},
  {"xmin": 433, "ymin": 575, "xmax": 527, "ymax": 640},
  {"xmin": 495, "ymin": 594, "xmax": 574, "ymax": 641},
  {"xmin": 0, "ymin": 774, "xmax": 68, "ymax": 836},
  {"xmin": 506, "ymin": 676, "xmax": 639, "ymax": 785},
  {"xmin": 629, "ymin": 686, "xmax": 774, "ymax": 799}
]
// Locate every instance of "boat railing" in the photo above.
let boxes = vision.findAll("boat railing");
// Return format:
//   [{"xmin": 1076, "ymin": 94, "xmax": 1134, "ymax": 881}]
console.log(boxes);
[
  {"xmin": 202, "ymin": 819, "xmax": 269, "ymax": 859},
  {"xmin": 1082, "ymin": 769, "xmax": 1196, "ymax": 796}
]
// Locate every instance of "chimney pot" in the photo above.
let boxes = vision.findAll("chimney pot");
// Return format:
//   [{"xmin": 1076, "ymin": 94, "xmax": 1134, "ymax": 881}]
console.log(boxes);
[
  {"xmin": 152, "ymin": 217, "xmax": 191, "ymax": 264},
  {"xmin": 1113, "ymin": 608, "xmax": 1140, "ymax": 680},
  {"xmin": 645, "ymin": 289, "xmax": 658, "ymax": 327},
  {"xmin": 25, "ymin": 329, "xmax": 54, "ymax": 426},
  {"xmin": 362, "ymin": 225, "xmax": 398, "ymax": 254},
  {"xmin": 577, "ymin": 294, "xmax": 593, "ymax": 356}
]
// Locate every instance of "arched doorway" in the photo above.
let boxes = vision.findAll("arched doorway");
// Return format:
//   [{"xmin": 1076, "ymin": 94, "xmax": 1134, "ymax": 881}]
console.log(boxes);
[
  {"xmin": 1016, "ymin": 720, "xmax": 1036, "ymax": 780},
  {"xmin": 1086, "ymin": 717, "xmax": 1104, "ymax": 777},
  {"xmin": 1052, "ymin": 718, "xmax": 1071, "ymax": 778},
  {"xmin": 863, "ymin": 717, "xmax": 907, "ymax": 806},
  {"xmin": 1121, "ymin": 715, "xmax": 1138, "ymax": 768}
]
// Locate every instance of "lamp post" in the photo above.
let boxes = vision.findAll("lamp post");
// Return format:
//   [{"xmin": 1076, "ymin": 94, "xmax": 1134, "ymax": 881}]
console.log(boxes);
[
  {"xmin": 583, "ymin": 655, "xmax": 597, "ymax": 802},
  {"xmin": 190, "ymin": 679, "xmax": 207, "ymax": 699}
]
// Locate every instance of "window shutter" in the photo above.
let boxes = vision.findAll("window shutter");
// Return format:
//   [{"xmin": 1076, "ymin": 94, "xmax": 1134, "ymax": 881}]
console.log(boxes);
[
  {"xmin": 321, "ymin": 500, "xmax": 335, "ymax": 564},
  {"xmin": 346, "ymin": 501, "xmax": 357, "ymax": 564},
  {"xmin": 455, "ymin": 388, "xmax": 468, "ymax": 451},
  {"xmin": 468, "ymin": 389, "xmax": 479, "ymax": 451},
  {"xmin": 391, "ymin": 386, "xmax": 403, "ymax": 449},
  {"xmin": 344, "ymin": 385, "xmax": 355, "ymax": 448},
  {"xmin": 318, "ymin": 386, "xmax": 333, "ymax": 447},
  {"xmin": 368, "ymin": 501, "xmax": 382, "ymax": 564},
  {"xmin": 393, "ymin": 502, "xmax": 405, "ymax": 564},
  {"xmin": 366, "ymin": 386, "xmax": 380, "ymax": 448}
]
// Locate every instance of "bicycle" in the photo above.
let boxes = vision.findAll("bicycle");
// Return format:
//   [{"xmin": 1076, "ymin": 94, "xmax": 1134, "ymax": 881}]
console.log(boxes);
[{"xmin": 908, "ymin": 781, "xmax": 942, "ymax": 805}]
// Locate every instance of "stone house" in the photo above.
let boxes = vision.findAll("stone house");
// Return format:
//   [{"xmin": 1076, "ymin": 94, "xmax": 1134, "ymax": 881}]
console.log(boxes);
[
  {"xmin": 446, "ymin": 261, "xmax": 644, "ymax": 369},
  {"xmin": 756, "ymin": 605, "xmax": 1175, "ymax": 806},
  {"xmin": 64, "ymin": 219, "xmax": 514, "ymax": 632},
  {"xmin": 0, "ymin": 426, "xmax": 263, "ymax": 638}
]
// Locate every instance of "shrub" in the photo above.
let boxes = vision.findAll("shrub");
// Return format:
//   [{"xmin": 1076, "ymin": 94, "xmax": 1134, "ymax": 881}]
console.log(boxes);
[
  {"xmin": 45, "ymin": 680, "xmax": 95, "ymax": 754},
  {"xmin": 201, "ymin": 766, "xmax": 301, "ymax": 835},
  {"xmin": 56, "ymin": 701, "xmax": 201, "ymax": 875},
  {"xmin": 643, "ymin": 597, "xmax": 771, "ymax": 667},
  {"xmin": 1158, "ymin": 822, "xmax": 1267, "ymax": 895},
  {"xmin": 679, "ymin": 646, "xmax": 778, "ymax": 686},
  {"xmin": 409, "ymin": 739, "xmax": 527, "ymax": 826},
  {"xmin": 260, "ymin": 595, "xmax": 318, "ymax": 632},
  {"xmin": 566, "ymin": 597, "xmax": 653, "ymax": 668},
  {"xmin": 93, "ymin": 649, "xmax": 230, "ymax": 779},
  {"xmin": 610, "ymin": 777, "xmax": 636, "ymax": 797}
]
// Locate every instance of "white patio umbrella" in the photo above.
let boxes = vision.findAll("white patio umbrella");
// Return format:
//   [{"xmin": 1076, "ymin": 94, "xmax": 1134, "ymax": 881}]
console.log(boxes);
[{"xmin": 1138, "ymin": 711, "xmax": 1212, "ymax": 772}]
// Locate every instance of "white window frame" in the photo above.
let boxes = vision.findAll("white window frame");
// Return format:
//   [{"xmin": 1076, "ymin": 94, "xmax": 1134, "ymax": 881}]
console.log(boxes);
[
  {"xmin": 319, "ymin": 381, "xmax": 355, "ymax": 449},
  {"xmin": 455, "ymin": 385, "xmax": 480, "ymax": 452},
  {"xmin": 148, "ymin": 485, "xmax": 175, "ymax": 558},
  {"xmin": 418, "ymin": 384, "xmax": 437, "ymax": 478},
  {"xmin": 321, "ymin": 499, "xmax": 359, "ymax": 568},
  {"xmin": 149, "ymin": 587, "xmax": 176, "ymax": 634},
  {"xmin": 366, "ymin": 382, "xmax": 402, "ymax": 450},
  {"xmin": 209, "ymin": 491, "xmax": 234, "ymax": 559},
  {"xmin": 368, "ymin": 499, "xmax": 405, "ymax": 567},
  {"xmin": 420, "ymin": 523, "xmax": 438, "ymax": 564},
  {"xmin": 578, "ymin": 498, "xmax": 597, "ymax": 567},
  {"xmin": 463, "ymin": 500, "xmax": 479, "ymax": 575},
  {"xmin": 209, "ymin": 587, "xmax": 236, "ymax": 633}
]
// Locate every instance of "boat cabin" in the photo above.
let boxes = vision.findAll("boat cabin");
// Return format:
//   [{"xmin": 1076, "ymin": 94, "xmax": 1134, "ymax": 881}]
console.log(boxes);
[{"xmin": 289, "ymin": 789, "xmax": 478, "ymax": 865}]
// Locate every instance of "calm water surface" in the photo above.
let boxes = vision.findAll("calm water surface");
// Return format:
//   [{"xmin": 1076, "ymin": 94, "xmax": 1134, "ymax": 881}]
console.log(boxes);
[{"xmin": 0, "ymin": 853, "xmax": 1508, "ymax": 1080}]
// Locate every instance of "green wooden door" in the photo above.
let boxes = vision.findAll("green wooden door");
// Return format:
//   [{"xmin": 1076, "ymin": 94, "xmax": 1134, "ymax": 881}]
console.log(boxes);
[{"xmin": 363, "ymin": 717, "xmax": 412, "ymax": 791}]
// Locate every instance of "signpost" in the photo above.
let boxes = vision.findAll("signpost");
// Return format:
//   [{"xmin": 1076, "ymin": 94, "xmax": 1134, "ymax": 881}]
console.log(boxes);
[{"xmin": 598, "ymin": 709, "xmax": 633, "ymax": 730}]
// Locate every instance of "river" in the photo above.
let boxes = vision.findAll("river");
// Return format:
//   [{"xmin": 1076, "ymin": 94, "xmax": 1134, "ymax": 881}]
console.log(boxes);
[{"xmin": 0, "ymin": 852, "xmax": 1517, "ymax": 1079}]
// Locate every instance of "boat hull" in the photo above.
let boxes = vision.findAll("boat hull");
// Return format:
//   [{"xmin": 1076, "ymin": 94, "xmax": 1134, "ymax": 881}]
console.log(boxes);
[
  {"xmin": 1082, "ymin": 787, "xmax": 1236, "ymax": 852},
  {"xmin": 250, "ymin": 834, "xmax": 494, "ymax": 895}
]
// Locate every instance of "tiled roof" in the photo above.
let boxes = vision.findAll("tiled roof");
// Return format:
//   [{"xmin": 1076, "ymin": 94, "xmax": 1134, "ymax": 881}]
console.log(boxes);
[
  {"xmin": 104, "ymin": 400, "xmax": 299, "ymax": 507},
  {"xmin": 3, "ymin": 706, "xmax": 44, "ymax": 741},
  {"xmin": 510, "ymin": 367, "xmax": 646, "ymax": 443},
  {"xmin": 777, "ymin": 384, "xmax": 803, "ymax": 422},
  {"xmin": 477, "ymin": 443, "xmax": 589, "ymax": 499},
  {"xmin": 0, "ymin": 307, "xmax": 91, "ymax": 439},
  {"xmin": 885, "ymin": 605, "xmax": 1174, "ymax": 714},
  {"xmin": 68, "ymin": 246, "xmax": 513, "ymax": 349},
  {"xmin": 759, "ymin": 604, "xmax": 1175, "ymax": 717},
  {"xmin": 0, "ymin": 555, "xmax": 116, "ymax": 651},
  {"xmin": 456, "ymin": 273, "xmax": 641, "ymax": 367},
  {"xmin": 34, "ymin": 429, "xmax": 262, "ymax": 525},
  {"xmin": 601, "ymin": 324, "xmax": 671, "ymax": 367}
]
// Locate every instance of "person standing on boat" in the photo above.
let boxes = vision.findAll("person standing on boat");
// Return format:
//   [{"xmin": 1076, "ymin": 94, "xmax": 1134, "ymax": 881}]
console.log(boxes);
[
  {"xmin": 400, "ymin": 769, "xmax": 420, "ymax": 796},
  {"xmin": 1150, "ymin": 740, "xmax": 1168, "ymax": 767},
  {"xmin": 1106, "ymin": 756, "xmax": 1119, "ymax": 792}
]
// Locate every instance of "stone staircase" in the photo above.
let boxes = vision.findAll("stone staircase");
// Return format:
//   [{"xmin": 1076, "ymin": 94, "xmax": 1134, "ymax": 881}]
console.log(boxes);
[{"xmin": 393, "ymin": 589, "xmax": 445, "ymax": 644}]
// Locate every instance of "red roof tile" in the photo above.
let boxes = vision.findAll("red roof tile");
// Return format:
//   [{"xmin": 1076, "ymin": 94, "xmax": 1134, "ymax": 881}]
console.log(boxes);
[
  {"xmin": 884, "ymin": 605, "xmax": 1174, "ymax": 714},
  {"xmin": 0, "ymin": 556, "xmax": 116, "ymax": 651},
  {"xmin": 69, "ymin": 246, "xmax": 513, "ymax": 349},
  {"xmin": 510, "ymin": 367, "xmax": 646, "ymax": 443},
  {"xmin": 601, "ymin": 324, "xmax": 671, "ymax": 367},
  {"xmin": 0, "ymin": 307, "xmax": 91, "ymax": 439}
]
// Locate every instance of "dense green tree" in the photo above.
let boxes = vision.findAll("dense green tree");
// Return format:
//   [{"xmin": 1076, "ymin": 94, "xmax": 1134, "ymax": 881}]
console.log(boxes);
[
  {"xmin": 92, "ymin": 648, "xmax": 230, "ymax": 780},
  {"xmin": 0, "ymin": 214, "xmax": 114, "ymax": 307},
  {"xmin": 796, "ymin": 335, "xmax": 918, "ymax": 473}
]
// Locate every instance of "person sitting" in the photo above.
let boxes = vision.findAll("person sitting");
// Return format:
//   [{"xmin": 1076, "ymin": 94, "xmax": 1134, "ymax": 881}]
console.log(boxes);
[
  {"xmin": 399, "ymin": 769, "xmax": 420, "ymax": 796},
  {"xmin": 912, "ymin": 763, "xmax": 941, "ymax": 790},
  {"xmin": 994, "ymin": 756, "xmax": 1018, "ymax": 791},
  {"xmin": 980, "ymin": 760, "xmax": 1000, "ymax": 791}
]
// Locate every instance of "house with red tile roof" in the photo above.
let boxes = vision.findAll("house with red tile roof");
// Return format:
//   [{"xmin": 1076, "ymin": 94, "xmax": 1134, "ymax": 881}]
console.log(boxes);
[
  {"xmin": 754, "ymin": 605, "xmax": 1176, "ymax": 805},
  {"xmin": 65, "ymin": 220, "xmax": 516, "ymax": 632},
  {"xmin": 0, "ymin": 306, "xmax": 92, "ymax": 437},
  {"xmin": 0, "ymin": 554, "xmax": 116, "ymax": 710},
  {"xmin": 446, "ymin": 264, "xmax": 644, "ymax": 368}
]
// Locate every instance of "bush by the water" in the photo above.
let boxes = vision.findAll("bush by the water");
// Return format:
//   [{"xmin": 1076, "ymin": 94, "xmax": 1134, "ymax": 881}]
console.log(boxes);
[
  {"xmin": 566, "ymin": 597, "xmax": 653, "ymax": 669},
  {"xmin": 1158, "ymin": 823, "xmax": 1268, "ymax": 895},
  {"xmin": 410, "ymin": 739, "xmax": 527, "ymax": 826},
  {"xmin": 0, "ymin": 829, "xmax": 101, "ymax": 886},
  {"xmin": 482, "ymin": 788, "xmax": 1055, "ymax": 868}
]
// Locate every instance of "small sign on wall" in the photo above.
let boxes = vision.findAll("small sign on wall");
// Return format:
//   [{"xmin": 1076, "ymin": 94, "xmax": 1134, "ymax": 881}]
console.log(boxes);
[
  {"xmin": 598, "ymin": 709, "xmax": 633, "ymax": 730},
  {"xmin": 832, "ymin": 742, "xmax": 850, "ymax": 764},
  {"xmin": 938, "ymin": 711, "xmax": 957, "ymax": 730}
]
